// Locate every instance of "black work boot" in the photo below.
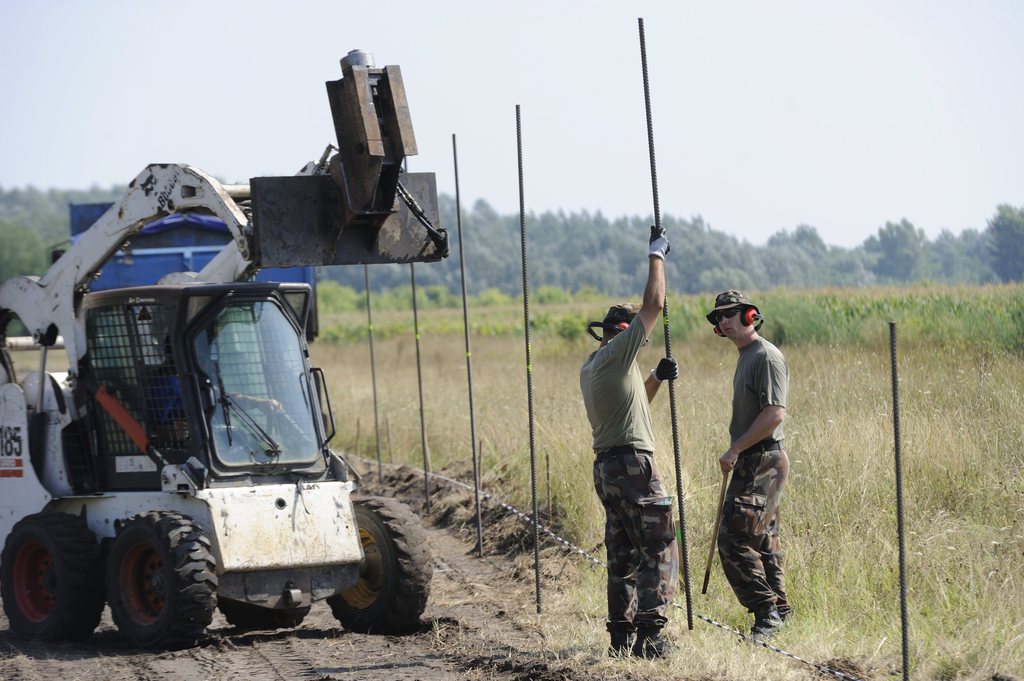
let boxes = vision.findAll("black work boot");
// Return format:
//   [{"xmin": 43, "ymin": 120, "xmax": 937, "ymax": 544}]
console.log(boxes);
[
  {"xmin": 607, "ymin": 629, "xmax": 635, "ymax": 657},
  {"xmin": 750, "ymin": 606, "xmax": 784, "ymax": 640},
  {"xmin": 631, "ymin": 626, "xmax": 677, "ymax": 659}
]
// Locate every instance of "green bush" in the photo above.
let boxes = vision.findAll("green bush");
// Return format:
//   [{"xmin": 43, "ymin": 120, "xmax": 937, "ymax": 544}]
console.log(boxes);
[
  {"xmin": 476, "ymin": 288, "xmax": 512, "ymax": 306},
  {"xmin": 317, "ymin": 280, "xmax": 364, "ymax": 313}
]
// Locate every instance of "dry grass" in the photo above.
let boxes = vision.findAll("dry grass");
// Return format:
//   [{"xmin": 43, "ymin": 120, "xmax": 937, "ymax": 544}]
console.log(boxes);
[{"xmin": 313, "ymin": 304, "xmax": 1024, "ymax": 680}]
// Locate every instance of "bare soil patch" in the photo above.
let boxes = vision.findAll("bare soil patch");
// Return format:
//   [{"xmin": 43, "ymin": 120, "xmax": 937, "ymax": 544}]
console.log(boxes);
[{"xmin": 0, "ymin": 461, "xmax": 628, "ymax": 681}]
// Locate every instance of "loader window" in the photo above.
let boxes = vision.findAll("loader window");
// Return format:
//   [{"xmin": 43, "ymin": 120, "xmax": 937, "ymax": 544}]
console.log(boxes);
[{"xmin": 193, "ymin": 300, "xmax": 319, "ymax": 470}]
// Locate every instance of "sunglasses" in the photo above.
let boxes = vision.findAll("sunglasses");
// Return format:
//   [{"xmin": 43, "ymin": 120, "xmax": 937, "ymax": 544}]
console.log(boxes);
[{"xmin": 714, "ymin": 308, "xmax": 741, "ymax": 324}]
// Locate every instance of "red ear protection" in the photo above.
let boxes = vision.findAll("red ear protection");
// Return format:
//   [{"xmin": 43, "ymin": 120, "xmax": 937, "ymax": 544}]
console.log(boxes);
[
  {"xmin": 712, "ymin": 306, "xmax": 764, "ymax": 336},
  {"xmin": 742, "ymin": 306, "xmax": 759, "ymax": 326}
]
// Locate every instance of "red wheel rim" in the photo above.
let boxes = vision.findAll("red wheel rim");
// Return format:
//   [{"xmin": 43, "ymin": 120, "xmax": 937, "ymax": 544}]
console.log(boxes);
[
  {"xmin": 119, "ymin": 543, "xmax": 164, "ymax": 625},
  {"xmin": 12, "ymin": 540, "xmax": 56, "ymax": 623}
]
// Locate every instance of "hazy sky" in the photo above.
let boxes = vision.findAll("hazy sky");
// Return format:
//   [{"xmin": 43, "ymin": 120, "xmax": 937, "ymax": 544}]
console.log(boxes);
[{"xmin": 2, "ymin": 1, "xmax": 1022, "ymax": 247}]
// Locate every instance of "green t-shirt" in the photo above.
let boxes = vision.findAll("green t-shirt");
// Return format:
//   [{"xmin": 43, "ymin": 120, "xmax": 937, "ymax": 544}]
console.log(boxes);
[
  {"xmin": 579, "ymin": 319, "xmax": 655, "ymax": 453},
  {"xmin": 730, "ymin": 337, "xmax": 788, "ymax": 443}
]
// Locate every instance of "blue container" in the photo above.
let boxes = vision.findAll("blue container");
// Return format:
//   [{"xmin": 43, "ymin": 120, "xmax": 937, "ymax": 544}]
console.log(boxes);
[{"xmin": 69, "ymin": 203, "xmax": 319, "ymax": 338}]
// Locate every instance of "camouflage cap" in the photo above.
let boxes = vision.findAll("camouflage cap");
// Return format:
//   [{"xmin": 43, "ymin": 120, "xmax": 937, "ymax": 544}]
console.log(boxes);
[{"xmin": 705, "ymin": 290, "xmax": 753, "ymax": 325}]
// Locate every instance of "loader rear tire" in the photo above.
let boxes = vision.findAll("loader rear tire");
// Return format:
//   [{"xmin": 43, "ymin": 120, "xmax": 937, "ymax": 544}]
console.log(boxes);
[
  {"xmin": 107, "ymin": 511, "xmax": 217, "ymax": 648},
  {"xmin": 218, "ymin": 597, "xmax": 310, "ymax": 630},
  {"xmin": 328, "ymin": 496, "xmax": 432, "ymax": 634},
  {"xmin": 0, "ymin": 512, "xmax": 105, "ymax": 642}
]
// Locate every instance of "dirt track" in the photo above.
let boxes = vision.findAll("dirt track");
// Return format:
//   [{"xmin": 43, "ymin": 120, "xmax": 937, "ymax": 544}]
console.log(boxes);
[{"xmin": 0, "ymin": 467, "xmax": 619, "ymax": 681}]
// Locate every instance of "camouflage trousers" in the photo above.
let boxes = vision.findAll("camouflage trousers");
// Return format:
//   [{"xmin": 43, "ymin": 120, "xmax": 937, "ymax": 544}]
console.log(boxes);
[
  {"xmin": 717, "ymin": 446, "xmax": 791, "ymax": 615},
  {"xmin": 593, "ymin": 447, "xmax": 679, "ymax": 632}
]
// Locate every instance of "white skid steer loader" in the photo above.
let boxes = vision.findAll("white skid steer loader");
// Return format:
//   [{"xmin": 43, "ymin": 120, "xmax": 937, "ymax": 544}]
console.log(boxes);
[{"xmin": 0, "ymin": 50, "xmax": 445, "ymax": 648}]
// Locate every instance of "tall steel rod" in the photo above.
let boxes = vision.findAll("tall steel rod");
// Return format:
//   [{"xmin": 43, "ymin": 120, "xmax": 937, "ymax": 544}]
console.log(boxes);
[
  {"xmin": 516, "ymin": 105, "xmax": 542, "ymax": 614},
  {"xmin": 364, "ymin": 265, "xmax": 383, "ymax": 481},
  {"xmin": 889, "ymin": 321, "xmax": 910, "ymax": 680},
  {"xmin": 410, "ymin": 263, "xmax": 432, "ymax": 512},
  {"xmin": 452, "ymin": 133, "xmax": 483, "ymax": 555},
  {"xmin": 638, "ymin": 16, "xmax": 693, "ymax": 630}
]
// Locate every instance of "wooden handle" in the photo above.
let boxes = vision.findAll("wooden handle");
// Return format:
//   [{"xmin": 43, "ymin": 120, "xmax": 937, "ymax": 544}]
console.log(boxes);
[{"xmin": 702, "ymin": 471, "xmax": 730, "ymax": 594}]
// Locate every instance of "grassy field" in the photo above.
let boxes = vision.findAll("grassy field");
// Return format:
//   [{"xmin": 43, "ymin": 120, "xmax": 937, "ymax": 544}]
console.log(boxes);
[{"xmin": 313, "ymin": 284, "xmax": 1024, "ymax": 680}]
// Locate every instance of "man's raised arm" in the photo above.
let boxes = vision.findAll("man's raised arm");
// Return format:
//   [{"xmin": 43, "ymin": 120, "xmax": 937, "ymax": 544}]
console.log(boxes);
[{"xmin": 638, "ymin": 225, "xmax": 669, "ymax": 336}]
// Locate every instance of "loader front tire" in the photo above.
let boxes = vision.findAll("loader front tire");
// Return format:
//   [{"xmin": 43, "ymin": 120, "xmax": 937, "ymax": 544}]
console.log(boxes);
[
  {"xmin": 107, "ymin": 511, "xmax": 217, "ymax": 648},
  {"xmin": 218, "ymin": 597, "xmax": 310, "ymax": 630},
  {"xmin": 0, "ymin": 512, "xmax": 105, "ymax": 642},
  {"xmin": 328, "ymin": 496, "xmax": 432, "ymax": 634}
]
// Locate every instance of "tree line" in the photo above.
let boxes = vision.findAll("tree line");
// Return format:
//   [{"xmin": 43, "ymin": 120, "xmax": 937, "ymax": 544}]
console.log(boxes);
[
  {"xmin": 1, "ymin": 184, "xmax": 1022, "ymax": 296},
  {"xmin": 329, "ymin": 197, "xmax": 1024, "ymax": 296}
]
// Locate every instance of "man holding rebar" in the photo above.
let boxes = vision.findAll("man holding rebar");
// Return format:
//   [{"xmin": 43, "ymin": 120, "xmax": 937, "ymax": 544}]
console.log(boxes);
[
  {"xmin": 579, "ymin": 225, "xmax": 679, "ymax": 659},
  {"xmin": 707, "ymin": 290, "xmax": 791, "ymax": 640}
]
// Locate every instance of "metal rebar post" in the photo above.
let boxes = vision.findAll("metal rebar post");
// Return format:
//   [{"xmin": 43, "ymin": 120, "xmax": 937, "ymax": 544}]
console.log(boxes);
[
  {"xmin": 638, "ymin": 16, "xmax": 693, "ymax": 630},
  {"xmin": 410, "ymin": 263, "xmax": 432, "ymax": 513},
  {"xmin": 353, "ymin": 418, "xmax": 361, "ymax": 458},
  {"xmin": 889, "ymin": 321, "xmax": 910, "ymax": 680},
  {"xmin": 516, "ymin": 105, "xmax": 542, "ymax": 614},
  {"xmin": 452, "ymin": 134, "xmax": 483, "ymax": 554},
  {"xmin": 364, "ymin": 265, "xmax": 383, "ymax": 482},
  {"xmin": 546, "ymin": 453, "xmax": 552, "ymax": 523}
]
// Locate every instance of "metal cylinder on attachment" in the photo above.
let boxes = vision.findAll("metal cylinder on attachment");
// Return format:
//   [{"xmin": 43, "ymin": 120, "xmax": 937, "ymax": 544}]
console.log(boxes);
[{"xmin": 341, "ymin": 49, "xmax": 375, "ymax": 69}]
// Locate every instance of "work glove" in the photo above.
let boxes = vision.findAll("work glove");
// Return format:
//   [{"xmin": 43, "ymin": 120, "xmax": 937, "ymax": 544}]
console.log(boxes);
[
  {"xmin": 654, "ymin": 357, "xmax": 679, "ymax": 382},
  {"xmin": 649, "ymin": 224, "xmax": 670, "ymax": 260}
]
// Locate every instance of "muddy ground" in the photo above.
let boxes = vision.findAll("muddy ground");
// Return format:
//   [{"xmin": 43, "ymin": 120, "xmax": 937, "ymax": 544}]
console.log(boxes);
[{"xmin": 0, "ymin": 464, "xmax": 631, "ymax": 681}]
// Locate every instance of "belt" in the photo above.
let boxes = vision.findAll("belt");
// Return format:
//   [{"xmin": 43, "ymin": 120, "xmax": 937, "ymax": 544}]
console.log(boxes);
[
  {"xmin": 596, "ymin": 445, "xmax": 652, "ymax": 459},
  {"xmin": 739, "ymin": 440, "xmax": 783, "ymax": 457}
]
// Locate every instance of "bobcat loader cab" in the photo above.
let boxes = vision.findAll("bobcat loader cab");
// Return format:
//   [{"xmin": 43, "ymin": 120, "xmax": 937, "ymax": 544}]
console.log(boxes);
[
  {"xmin": 80, "ymin": 283, "xmax": 327, "ymax": 491},
  {"xmin": 0, "ymin": 50, "xmax": 442, "ymax": 647}
]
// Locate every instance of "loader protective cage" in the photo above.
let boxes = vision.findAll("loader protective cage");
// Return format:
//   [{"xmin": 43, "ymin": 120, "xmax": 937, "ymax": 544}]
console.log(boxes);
[{"xmin": 80, "ymin": 290, "xmax": 192, "ymax": 491}]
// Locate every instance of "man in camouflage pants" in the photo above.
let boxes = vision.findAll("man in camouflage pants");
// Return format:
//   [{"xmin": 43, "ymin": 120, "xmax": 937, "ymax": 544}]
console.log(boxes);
[
  {"xmin": 580, "ymin": 226, "xmax": 679, "ymax": 659},
  {"xmin": 706, "ymin": 290, "xmax": 791, "ymax": 639}
]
